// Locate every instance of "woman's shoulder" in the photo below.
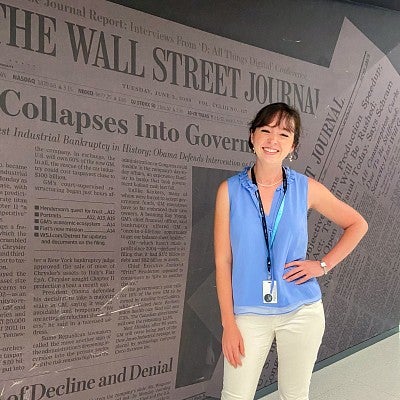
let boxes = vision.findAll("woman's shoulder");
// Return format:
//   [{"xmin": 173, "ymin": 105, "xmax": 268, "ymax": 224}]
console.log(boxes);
[
  {"xmin": 285, "ymin": 166, "xmax": 308, "ymax": 186},
  {"xmin": 227, "ymin": 166, "xmax": 250, "ymax": 186}
]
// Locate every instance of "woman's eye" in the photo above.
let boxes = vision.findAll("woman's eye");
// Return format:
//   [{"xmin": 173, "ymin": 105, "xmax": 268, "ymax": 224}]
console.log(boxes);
[{"xmin": 281, "ymin": 133, "xmax": 289, "ymax": 137}]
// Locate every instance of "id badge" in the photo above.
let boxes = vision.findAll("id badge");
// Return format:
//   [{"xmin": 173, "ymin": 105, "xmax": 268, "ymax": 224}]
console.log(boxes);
[{"xmin": 263, "ymin": 280, "xmax": 278, "ymax": 303}]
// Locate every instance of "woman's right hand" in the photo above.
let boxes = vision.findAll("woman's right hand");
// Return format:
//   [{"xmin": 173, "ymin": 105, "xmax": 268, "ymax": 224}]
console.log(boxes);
[{"xmin": 222, "ymin": 321, "xmax": 245, "ymax": 368}]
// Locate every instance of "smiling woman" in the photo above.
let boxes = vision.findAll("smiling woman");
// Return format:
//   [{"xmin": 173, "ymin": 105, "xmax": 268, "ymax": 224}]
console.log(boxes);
[{"xmin": 214, "ymin": 102, "xmax": 368, "ymax": 400}]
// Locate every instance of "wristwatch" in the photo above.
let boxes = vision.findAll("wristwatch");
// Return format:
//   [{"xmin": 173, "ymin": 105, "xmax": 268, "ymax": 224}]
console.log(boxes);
[{"xmin": 320, "ymin": 261, "xmax": 328, "ymax": 275}]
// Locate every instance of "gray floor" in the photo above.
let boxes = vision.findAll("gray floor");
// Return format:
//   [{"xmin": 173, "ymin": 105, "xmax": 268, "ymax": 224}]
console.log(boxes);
[{"xmin": 260, "ymin": 332, "xmax": 400, "ymax": 400}]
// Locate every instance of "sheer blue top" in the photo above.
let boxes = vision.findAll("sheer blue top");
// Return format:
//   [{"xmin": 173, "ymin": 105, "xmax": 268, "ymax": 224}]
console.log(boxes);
[{"xmin": 228, "ymin": 166, "xmax": 321, "ymax": 315}]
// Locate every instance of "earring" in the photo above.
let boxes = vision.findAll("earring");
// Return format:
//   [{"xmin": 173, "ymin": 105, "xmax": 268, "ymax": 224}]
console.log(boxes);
[{"xmin": 289, "ymin": 153, "xmax": 293, "ymax": 162}]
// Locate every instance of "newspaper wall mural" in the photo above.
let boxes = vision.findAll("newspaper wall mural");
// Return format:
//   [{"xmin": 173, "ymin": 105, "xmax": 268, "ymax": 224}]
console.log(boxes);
[{"xmin": 0, "ymin": 1, "xmax": 399, "ymax": 399}]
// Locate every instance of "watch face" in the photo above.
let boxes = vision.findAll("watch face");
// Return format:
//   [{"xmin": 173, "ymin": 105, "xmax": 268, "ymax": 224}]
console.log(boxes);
[{"xmin": 320, "ymin": 261, "xmax": 328, "ymax": 274}]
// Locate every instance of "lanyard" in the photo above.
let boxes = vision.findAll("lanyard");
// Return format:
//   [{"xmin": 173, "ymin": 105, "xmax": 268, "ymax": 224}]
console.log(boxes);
[{"xmin": 251, "ymin": 166, "xmax": 287, "ymax": 277}]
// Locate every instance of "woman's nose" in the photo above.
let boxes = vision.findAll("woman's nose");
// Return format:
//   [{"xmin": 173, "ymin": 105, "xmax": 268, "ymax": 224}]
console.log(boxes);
[{"xmin": 266, "ymin": 132, "xmax": 279, "ymax": 144}]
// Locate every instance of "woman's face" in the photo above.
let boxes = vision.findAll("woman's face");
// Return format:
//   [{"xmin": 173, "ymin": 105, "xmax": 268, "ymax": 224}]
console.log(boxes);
[{"xmin": 250, "ymin": 115, "xmax": 295, "ymax": 165}]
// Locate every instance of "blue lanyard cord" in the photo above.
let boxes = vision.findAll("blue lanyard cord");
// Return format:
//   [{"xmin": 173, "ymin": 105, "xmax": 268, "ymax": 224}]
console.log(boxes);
[{"xmin": 251, "ymin": 167, "xmax": 287, "ymax": 277}]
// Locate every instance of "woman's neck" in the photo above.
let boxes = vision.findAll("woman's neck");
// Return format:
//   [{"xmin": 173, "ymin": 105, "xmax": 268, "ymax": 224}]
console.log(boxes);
[{"xmin": 253, "ymin": 162, "xmax": 283, "ymax": 186}]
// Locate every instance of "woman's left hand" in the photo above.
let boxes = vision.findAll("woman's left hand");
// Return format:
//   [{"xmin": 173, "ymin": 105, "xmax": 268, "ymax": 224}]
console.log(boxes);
[{"xmin": 283, "ymin": 260, "xmax": 324, "ymax": 284}]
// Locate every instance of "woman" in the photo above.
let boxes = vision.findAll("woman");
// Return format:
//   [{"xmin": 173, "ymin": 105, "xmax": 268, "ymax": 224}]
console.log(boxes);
[{"xmin": 214, "ymin": 103, "xmax": 368, "ymax": 400}]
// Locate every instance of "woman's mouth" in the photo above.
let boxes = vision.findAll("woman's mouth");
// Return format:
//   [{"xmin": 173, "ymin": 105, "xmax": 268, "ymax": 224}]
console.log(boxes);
[{"xmin": 262, "ymin": 147, "xmax": 279, "ymax": 154}]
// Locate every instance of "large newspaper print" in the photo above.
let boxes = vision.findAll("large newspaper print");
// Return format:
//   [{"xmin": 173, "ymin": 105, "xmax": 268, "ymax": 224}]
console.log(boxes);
[{"xmin": 1, "ymin": 1, "xmax": 399, "ymax": 399}]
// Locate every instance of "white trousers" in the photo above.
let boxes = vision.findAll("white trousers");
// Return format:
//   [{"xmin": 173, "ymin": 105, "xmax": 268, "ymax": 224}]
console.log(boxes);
[{"xmin": 221, "ymin": 301, "xmax": 325, "ymax": 400}]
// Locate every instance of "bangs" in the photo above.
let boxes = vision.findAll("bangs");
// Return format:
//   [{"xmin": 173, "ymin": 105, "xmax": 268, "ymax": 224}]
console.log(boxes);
[{"xmin": 261, "ymin": 111, "xmax": 295, "ymax": 133}]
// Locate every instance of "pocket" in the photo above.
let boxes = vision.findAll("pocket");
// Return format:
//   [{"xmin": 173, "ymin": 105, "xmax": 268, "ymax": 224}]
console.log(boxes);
[
  {"xmin": 303, "ymin": 300, "xmax": 323, "ymax": 310},
  {"xmin": 305, "ymin": 301, "xmax": 325, "ymax": 329},
  {"xmin": 300, "ymin": 300, "xmax": 325, "ymax": 322}
]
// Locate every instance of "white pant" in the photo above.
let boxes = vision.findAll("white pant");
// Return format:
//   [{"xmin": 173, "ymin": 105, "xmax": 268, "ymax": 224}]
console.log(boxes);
[{"xmin": 221, "ymin": 301, "xmax": 325, "ymax": 400}]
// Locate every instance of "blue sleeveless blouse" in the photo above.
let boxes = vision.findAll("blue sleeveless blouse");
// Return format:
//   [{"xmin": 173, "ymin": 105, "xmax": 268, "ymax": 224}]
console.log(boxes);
[{"xmin": 228, "ymin": 166, "xmax": 321, "ymax": 315}]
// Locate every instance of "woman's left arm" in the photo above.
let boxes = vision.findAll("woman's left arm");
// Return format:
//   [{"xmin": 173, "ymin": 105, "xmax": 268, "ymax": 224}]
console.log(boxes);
[{"xmin": 284, "ymin": 177, "xmax": 369, "ymax": 284}]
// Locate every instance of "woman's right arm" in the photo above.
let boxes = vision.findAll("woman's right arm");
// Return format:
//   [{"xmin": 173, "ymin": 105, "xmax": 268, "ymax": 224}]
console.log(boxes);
[{"xmin": 214, "ymin": 181, "xmax": 245, "ymax": 368}]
